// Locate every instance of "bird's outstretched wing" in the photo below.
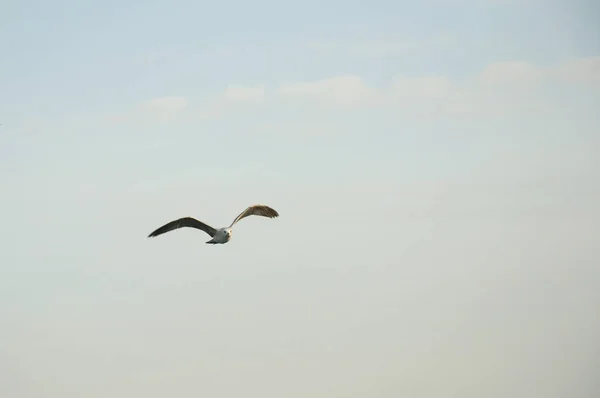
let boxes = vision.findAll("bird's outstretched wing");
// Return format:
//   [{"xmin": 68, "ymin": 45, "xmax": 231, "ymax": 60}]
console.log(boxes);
[
  {"xmin": 148, "ymin": 217, "xmax": 217, "ymax": 238},
  {"xmin": 229, "ymin": 204, "xmax": 279, "ymax": 227}
]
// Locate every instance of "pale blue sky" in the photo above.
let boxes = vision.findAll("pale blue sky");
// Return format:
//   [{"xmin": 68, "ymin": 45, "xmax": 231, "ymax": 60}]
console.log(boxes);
[{"xmin": 1, "ymin": 1, "xmax": 599, "ymax": 397}]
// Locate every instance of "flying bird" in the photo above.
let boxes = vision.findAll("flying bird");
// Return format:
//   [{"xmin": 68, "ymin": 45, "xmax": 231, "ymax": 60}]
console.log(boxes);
[{"xmin": 147, "ymin": 204, "xmax": 279, "ymax": 244}]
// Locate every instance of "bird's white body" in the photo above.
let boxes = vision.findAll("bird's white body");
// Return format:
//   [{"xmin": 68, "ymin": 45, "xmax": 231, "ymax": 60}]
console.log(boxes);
[{"xmin": 208, "ymin": 228, "xmax": 232, "ymax": 244}]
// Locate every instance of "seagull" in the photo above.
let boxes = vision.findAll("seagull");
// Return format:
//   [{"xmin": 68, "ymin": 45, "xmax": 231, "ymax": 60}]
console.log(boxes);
[{"xmin": 147, "ymin": 204, "xmax": 279, "ymax": 244}]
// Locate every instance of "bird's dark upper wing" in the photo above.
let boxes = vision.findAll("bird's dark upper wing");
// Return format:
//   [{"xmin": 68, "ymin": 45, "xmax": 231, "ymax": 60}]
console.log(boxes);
[
  {"xmin": 228, "ymin": 204, "xmax": 279, "ymax": 227},
  {"xmin": 148, "ymin": 217, "xmax": 216, "ymax": 238}
]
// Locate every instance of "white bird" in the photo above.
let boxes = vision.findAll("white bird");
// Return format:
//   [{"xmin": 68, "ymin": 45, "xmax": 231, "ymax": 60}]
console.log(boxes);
[{"xmin": 147, "ymin": 204, "xmax": 279, "ymax": 244}]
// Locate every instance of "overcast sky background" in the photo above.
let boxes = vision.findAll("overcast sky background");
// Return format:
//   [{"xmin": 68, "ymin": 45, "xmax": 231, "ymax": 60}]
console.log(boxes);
[{"xmin": 1, "ymin": 0, "xmax": 599, "ymax": 397}]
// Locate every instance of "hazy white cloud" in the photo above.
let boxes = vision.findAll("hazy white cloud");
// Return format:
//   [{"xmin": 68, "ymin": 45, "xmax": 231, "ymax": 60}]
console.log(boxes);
[
  {"xmin": 472, "ymin": 56, "xmax": 599, "ymax": 89},
  {"xmin": 274, "ymin": 56, "xmax": 599, "ymax": 119},
  {"xmin": 110, "ymin": 86, "xmax": 267, "ymax": 126},
  {"xmin": 549, "ymin": 56, "xmax": 600, "ymax": 86},
  {"xmin": 110, "ymin": 56, "xmax": 598, "ymax": 126},
  {"xmin": 445, "ymin": 57, "xmax": 600, "ymax": 117},
  {"xmin": 277, "ymin": 75, "xmax": 380, "ymax": 108},
  {"xmin": 138, "ymin": 96, "xmax": 188, "ymax": 117},
  {"xmin": 389, "ymin": 76, "xmax": 453, "ymax": 102},
  {"xmin": 198, "ymin": 85, "xmax": 266, "ymax": 120},
  {"xmin": 475, "ymin": 61, "xmax": 544, "ymax": 87},
  {"xmin": 221, "ymin": 85, "xmax": 266, "ymax": 103},
  {"xmin": 252, "ymin": 122, "xmax": 338, "ymax": 137},
  {"xmin": 106, "ymin": 96, "xmax": 189, "ymax": 126}
]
